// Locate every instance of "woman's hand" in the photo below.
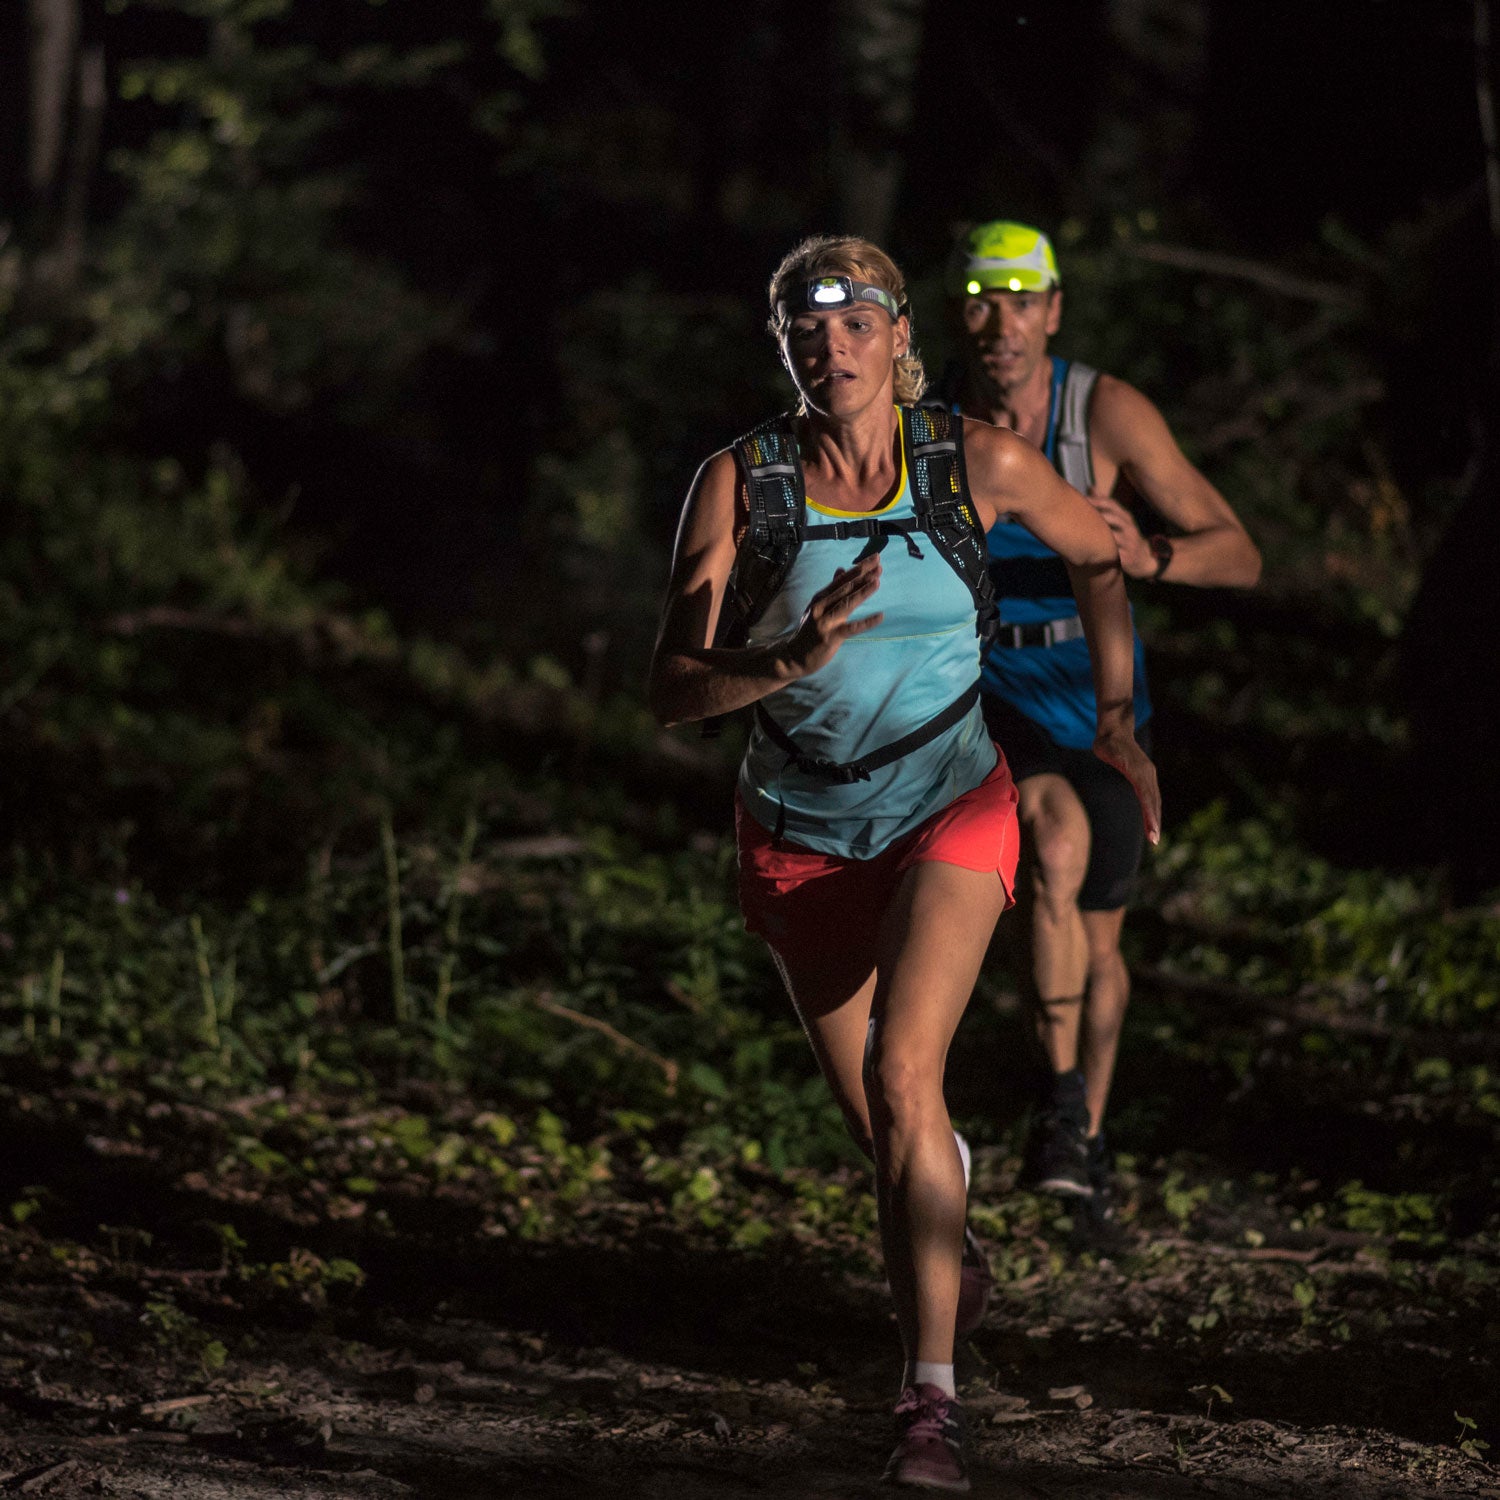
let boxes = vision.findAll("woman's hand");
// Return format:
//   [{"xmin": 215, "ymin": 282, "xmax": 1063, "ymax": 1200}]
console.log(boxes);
[
  {"xmin": 782, "ymin": 555, "xmax": 884, "ymax": 677},
  {"xmin": 1093, "ymin": 727, "xmax": 1162, "ymax": 845}
]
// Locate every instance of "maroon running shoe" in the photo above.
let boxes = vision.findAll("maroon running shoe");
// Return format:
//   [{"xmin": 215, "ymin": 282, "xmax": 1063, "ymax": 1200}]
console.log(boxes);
[
  {"xmin": 955, "ymin": 1226, "xmax": 992, "ymax": 1338},
  {"xmin": 883, "ymin": 1383, "xmax": 970, "ymax": 1491}
]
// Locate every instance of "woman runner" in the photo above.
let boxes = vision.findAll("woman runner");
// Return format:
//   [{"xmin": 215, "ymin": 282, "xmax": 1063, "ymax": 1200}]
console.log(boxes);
[{"xmin": 648, "ymin": 235, "xmax": 1159, "ymax": 1492}]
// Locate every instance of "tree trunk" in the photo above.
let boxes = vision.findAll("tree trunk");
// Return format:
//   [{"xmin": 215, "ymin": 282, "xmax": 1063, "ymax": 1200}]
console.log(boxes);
[
  {"xmin": 829, "ymin": 0, "xmax": 925, "ymax": 245},
  {"xmin": 25, "ymin": 0, "xmax": 105, "ymax": 295},
  {"xmin": 27, "ymin": 0, "xmax": 80, "ymax": 207},
  {"xmin": 50, "ymin": 41, "xmax": 104, "ymax": 286}
]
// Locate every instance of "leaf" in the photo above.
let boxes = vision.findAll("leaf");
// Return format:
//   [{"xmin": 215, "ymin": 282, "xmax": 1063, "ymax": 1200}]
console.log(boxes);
[{"xmin": 687, "ymin": 1062, "xmax": 728, "ymax": 1099}]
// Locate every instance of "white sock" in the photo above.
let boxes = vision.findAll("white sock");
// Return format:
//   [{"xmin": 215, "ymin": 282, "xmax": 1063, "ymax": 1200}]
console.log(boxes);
[
  {"xmin": 903, "ymin": 1360, "xmax": 956, "ymax": 1398},
  {"xmin": 953, "ymin": 1129, "xmax": 971, "ymax": 1194}
]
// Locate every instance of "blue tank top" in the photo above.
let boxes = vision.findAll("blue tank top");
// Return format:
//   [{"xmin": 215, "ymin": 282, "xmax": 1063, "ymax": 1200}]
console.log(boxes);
[
  {"xmin": 978, "ymin": 357, "xmax": 1152, "ymax": 749},
  {"xmin": 738, "ymin": 410, "xmax": 997, "ymax": 859}
]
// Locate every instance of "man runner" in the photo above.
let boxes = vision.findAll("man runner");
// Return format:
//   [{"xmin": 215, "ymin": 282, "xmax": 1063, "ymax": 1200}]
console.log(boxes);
[{"xmin": 933, "ymin": 220, "xmax": 1260, "ymax": 1205}]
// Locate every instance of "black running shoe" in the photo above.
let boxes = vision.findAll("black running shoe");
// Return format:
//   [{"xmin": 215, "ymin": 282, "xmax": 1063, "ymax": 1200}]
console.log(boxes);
[
  {"xmin": 1029, "ymin": 1108, "xmax": 1092, "ymax": 1197},
  {"xmin": 1023, "ymin": 1071, "xmax": 1092, "ymax": 1198}
]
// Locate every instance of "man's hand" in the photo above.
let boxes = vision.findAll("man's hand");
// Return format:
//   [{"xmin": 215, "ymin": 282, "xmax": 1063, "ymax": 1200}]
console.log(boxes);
[
  {"xmin": 1093, "ymin": 727, "xmax": 1162, "ymax": 845},
  {"xmin": 782, "ymin": 555, "xmax": 884, "ymax": 678},
  {"xmin": 1087, "ymin": 489, "xmax": 1154, "ymax": 578}
]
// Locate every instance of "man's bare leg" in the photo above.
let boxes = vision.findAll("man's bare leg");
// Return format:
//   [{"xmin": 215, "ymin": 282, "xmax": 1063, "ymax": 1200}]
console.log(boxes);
[
  {"xmin": 1016, "ymin": 773, "xmax": 1090, "ymax": 1067},
  {"xmin": 1078, "ymin": 907, "xmax": 1129, "ymax": 1137}
]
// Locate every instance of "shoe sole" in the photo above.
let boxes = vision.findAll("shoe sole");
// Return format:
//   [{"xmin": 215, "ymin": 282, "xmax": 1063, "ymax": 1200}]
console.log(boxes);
[{"xmin": 886, "ymin": 1470, "xmax": 971, "ymax": 1492}]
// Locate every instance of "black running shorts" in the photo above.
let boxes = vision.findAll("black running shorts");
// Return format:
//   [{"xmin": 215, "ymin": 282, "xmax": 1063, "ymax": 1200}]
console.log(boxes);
[{"xmin": 980, "ymin": 695, "xmax": 1154, "ymax": 912}]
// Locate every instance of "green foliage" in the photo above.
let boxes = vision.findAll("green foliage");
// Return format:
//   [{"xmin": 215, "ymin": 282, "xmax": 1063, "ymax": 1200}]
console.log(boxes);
[
  {"xmin": 1455, "ymin": 1412, "xmax": 1491, "ymax": 1461},
  {"xmin": 92, "ymin": 0, "xmax": 549, "ymax": 421},
  {"xmin": 1142, "ymin": 803, "xmax": 1500, "ymax": 1030},
  {"xmin": 1161, "ymin": 1172, "xmax": 1212, "ymax": 1230},
  {"xmin": 235, "ymin": 1247, "xmax": 366, "ymax": 1311},
  {"xmin": 1338, "ymin": 1183, "xmax": 1442, "ymax": 1245},
  {"xmin": 142, "ymin": 1295, "xmax": 229, "ymax": 1372}
]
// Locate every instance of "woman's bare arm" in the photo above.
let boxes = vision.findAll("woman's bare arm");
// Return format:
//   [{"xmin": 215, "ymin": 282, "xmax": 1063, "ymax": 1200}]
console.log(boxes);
[{"xmin": 647, "ymin": 451, "xmax": 884, "ymax": 727}]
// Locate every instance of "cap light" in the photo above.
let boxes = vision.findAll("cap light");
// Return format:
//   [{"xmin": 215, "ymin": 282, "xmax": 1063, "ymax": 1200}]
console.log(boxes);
[{"xmin": 946, "ymin": 219, "xmax": 1061, "ymax": 296}]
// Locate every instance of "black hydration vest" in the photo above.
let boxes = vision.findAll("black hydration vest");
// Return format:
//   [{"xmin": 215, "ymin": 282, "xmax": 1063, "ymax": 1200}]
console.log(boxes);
[
  {"xmin": 715, "ymin": 404, "xmax": 995, "ymax": 649},
  {"xmin": 704, "ymin": 405, "xmax": 997, "ymax": 781}
]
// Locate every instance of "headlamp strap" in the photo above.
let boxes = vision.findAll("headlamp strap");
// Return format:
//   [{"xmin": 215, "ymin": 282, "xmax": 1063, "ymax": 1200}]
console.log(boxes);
[{"xmin": 778, "ymin": 276, "xmax": 902, "ymax": 323}]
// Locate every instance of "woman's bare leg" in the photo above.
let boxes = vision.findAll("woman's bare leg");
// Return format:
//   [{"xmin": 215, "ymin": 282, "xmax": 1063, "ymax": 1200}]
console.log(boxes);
[
  {"xmin": 767, "ymin": 941, "xmax": 879, "ymax": 1159},
  {"xmin": 865, "ymin": 862, "xmax": 1008, "ymax": 1364}
]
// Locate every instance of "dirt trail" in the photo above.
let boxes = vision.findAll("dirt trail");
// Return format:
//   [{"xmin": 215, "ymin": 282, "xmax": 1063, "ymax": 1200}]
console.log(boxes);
[
  {"xmin": 1, "ymin": 1216, "xmax": 1496, "ymax": 1500},
  {"xmin": 2, "ymin": 974, "xmax": 1498, "ymax": 1499}
]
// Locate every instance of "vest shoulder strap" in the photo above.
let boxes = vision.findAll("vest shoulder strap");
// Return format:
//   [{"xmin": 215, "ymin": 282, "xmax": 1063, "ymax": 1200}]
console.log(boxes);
[
  {"xmin": 900, "ymin": 404, "xmax": 998, "ymax": 639},
  {"xmin": 1054, "ymin": 360, "xmax": 1100, "ymax": 494},
  {"xmin": 718, "ymin": 412, "xmax": 805, "ymax": 648}
]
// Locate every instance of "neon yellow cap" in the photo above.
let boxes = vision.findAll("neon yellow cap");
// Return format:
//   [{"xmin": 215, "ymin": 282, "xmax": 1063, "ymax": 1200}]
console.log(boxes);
[{"xmin": 947, "ymin": 220, "xmax": 1060, "ymax": 296}]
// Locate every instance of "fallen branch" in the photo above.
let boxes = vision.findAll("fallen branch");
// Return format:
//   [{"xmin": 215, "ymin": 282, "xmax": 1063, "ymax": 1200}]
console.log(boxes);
[
  {"xmin": 492, "ymin": 835, "xmax": 587, "ymax": 860},
  {"xmin": 99, "ymin": 607, "xmax": 395, "ymax": 665},
  {"xmin": 137, "ymin": 1394, "xmax": 217, "ymax": 1417},
  {"xmin": 103, "ymin": 606, "xmax": 265, "ymax": 639},
  {"xmin": 1135, "ymin": 962, "xmax": 1500, "ymax": 1062},
  {"xmin": 9, "ymin": 1458, "xmax": 83, "ymax": 1493},
  {"xmin": 1133, "ymin": 964, "xmax": 1390, "ymax": 1037},
  {"xmin": 1151, "ymin": 1236, "xmax": 1319, "ymax": 1264},
  {"xmin": 81, "ymin": 1432, "xmax": 190, "ymax": 1448},
  {"xmin": 532, "ymin": 992, "xmax": 679, "ymax": 1094},
  {"xmin": 1127, "ymin": 240, "xmax": 1362, "ymax": 309},
  {"xmin": 1151, "ymin": 1236, "xmax": 1380, "ymax": 1272}
]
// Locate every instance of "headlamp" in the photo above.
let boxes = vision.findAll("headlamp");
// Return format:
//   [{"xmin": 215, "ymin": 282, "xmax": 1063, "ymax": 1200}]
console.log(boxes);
[{"xmin": 777, "ymin": 275, "xmax": 902, "ymax": 323}]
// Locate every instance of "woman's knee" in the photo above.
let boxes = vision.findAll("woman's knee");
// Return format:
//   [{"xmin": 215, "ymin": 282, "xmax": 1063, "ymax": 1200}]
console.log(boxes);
[{"xmin": 863, "ymin": 1041, "xmax": 943, "ymax": 1136}]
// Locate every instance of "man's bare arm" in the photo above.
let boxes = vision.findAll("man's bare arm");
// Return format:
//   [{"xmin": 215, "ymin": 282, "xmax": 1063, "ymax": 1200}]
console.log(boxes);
[
  {"xmin": 963, "ymin": 422, "xmax": 1161, "ymax": 841},
  {"xmin": 1088, "ymin": 377, "xmax": 1262, "ymax": 587}
]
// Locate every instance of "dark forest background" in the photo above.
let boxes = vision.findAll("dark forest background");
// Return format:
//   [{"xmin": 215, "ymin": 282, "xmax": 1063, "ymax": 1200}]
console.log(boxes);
[
  {"xmin": 2, "ymin": 7, "xmax": 1500, "ymax": 1479},
  {"xmin": 5, "ymin": 0, "xmax": 1498, "ymax": 894},
  {"xmin": 2, "ymin": 0, "xmax": 1498, "ymax": 1061}
]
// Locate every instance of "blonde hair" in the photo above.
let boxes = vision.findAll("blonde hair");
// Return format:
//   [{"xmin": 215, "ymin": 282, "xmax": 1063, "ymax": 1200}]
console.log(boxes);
[{"xmin": 767, "ymin": 234, "xmax": 927, "ymax": 403}]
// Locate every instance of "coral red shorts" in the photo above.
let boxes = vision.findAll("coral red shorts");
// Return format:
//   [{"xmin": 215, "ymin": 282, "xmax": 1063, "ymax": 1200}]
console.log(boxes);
[{"xmin": 735, "ymin": 748, "xmax": 1020, "ymax": 950}]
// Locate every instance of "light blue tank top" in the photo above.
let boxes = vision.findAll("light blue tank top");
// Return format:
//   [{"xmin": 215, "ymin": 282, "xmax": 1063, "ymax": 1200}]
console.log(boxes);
[
  {"xmin": 738, "ymin": 410, "xmax": 997, "ymax": 859},
  {"xmin": 978, "ymin": 357, "xmax": 1152, "ymax": 750}
]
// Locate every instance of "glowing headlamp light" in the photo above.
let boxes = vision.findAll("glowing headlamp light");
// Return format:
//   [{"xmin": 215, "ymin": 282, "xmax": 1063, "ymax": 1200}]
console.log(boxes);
[{"xmin": 778, "ymin": 276, "xmax": 902, "ymax": 323}]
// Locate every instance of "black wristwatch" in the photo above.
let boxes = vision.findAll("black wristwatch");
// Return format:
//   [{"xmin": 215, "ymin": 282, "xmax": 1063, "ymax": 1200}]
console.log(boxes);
[{"xmin": 1147, "ymin": 533, "xmax": 1174, "ymax": 580}]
